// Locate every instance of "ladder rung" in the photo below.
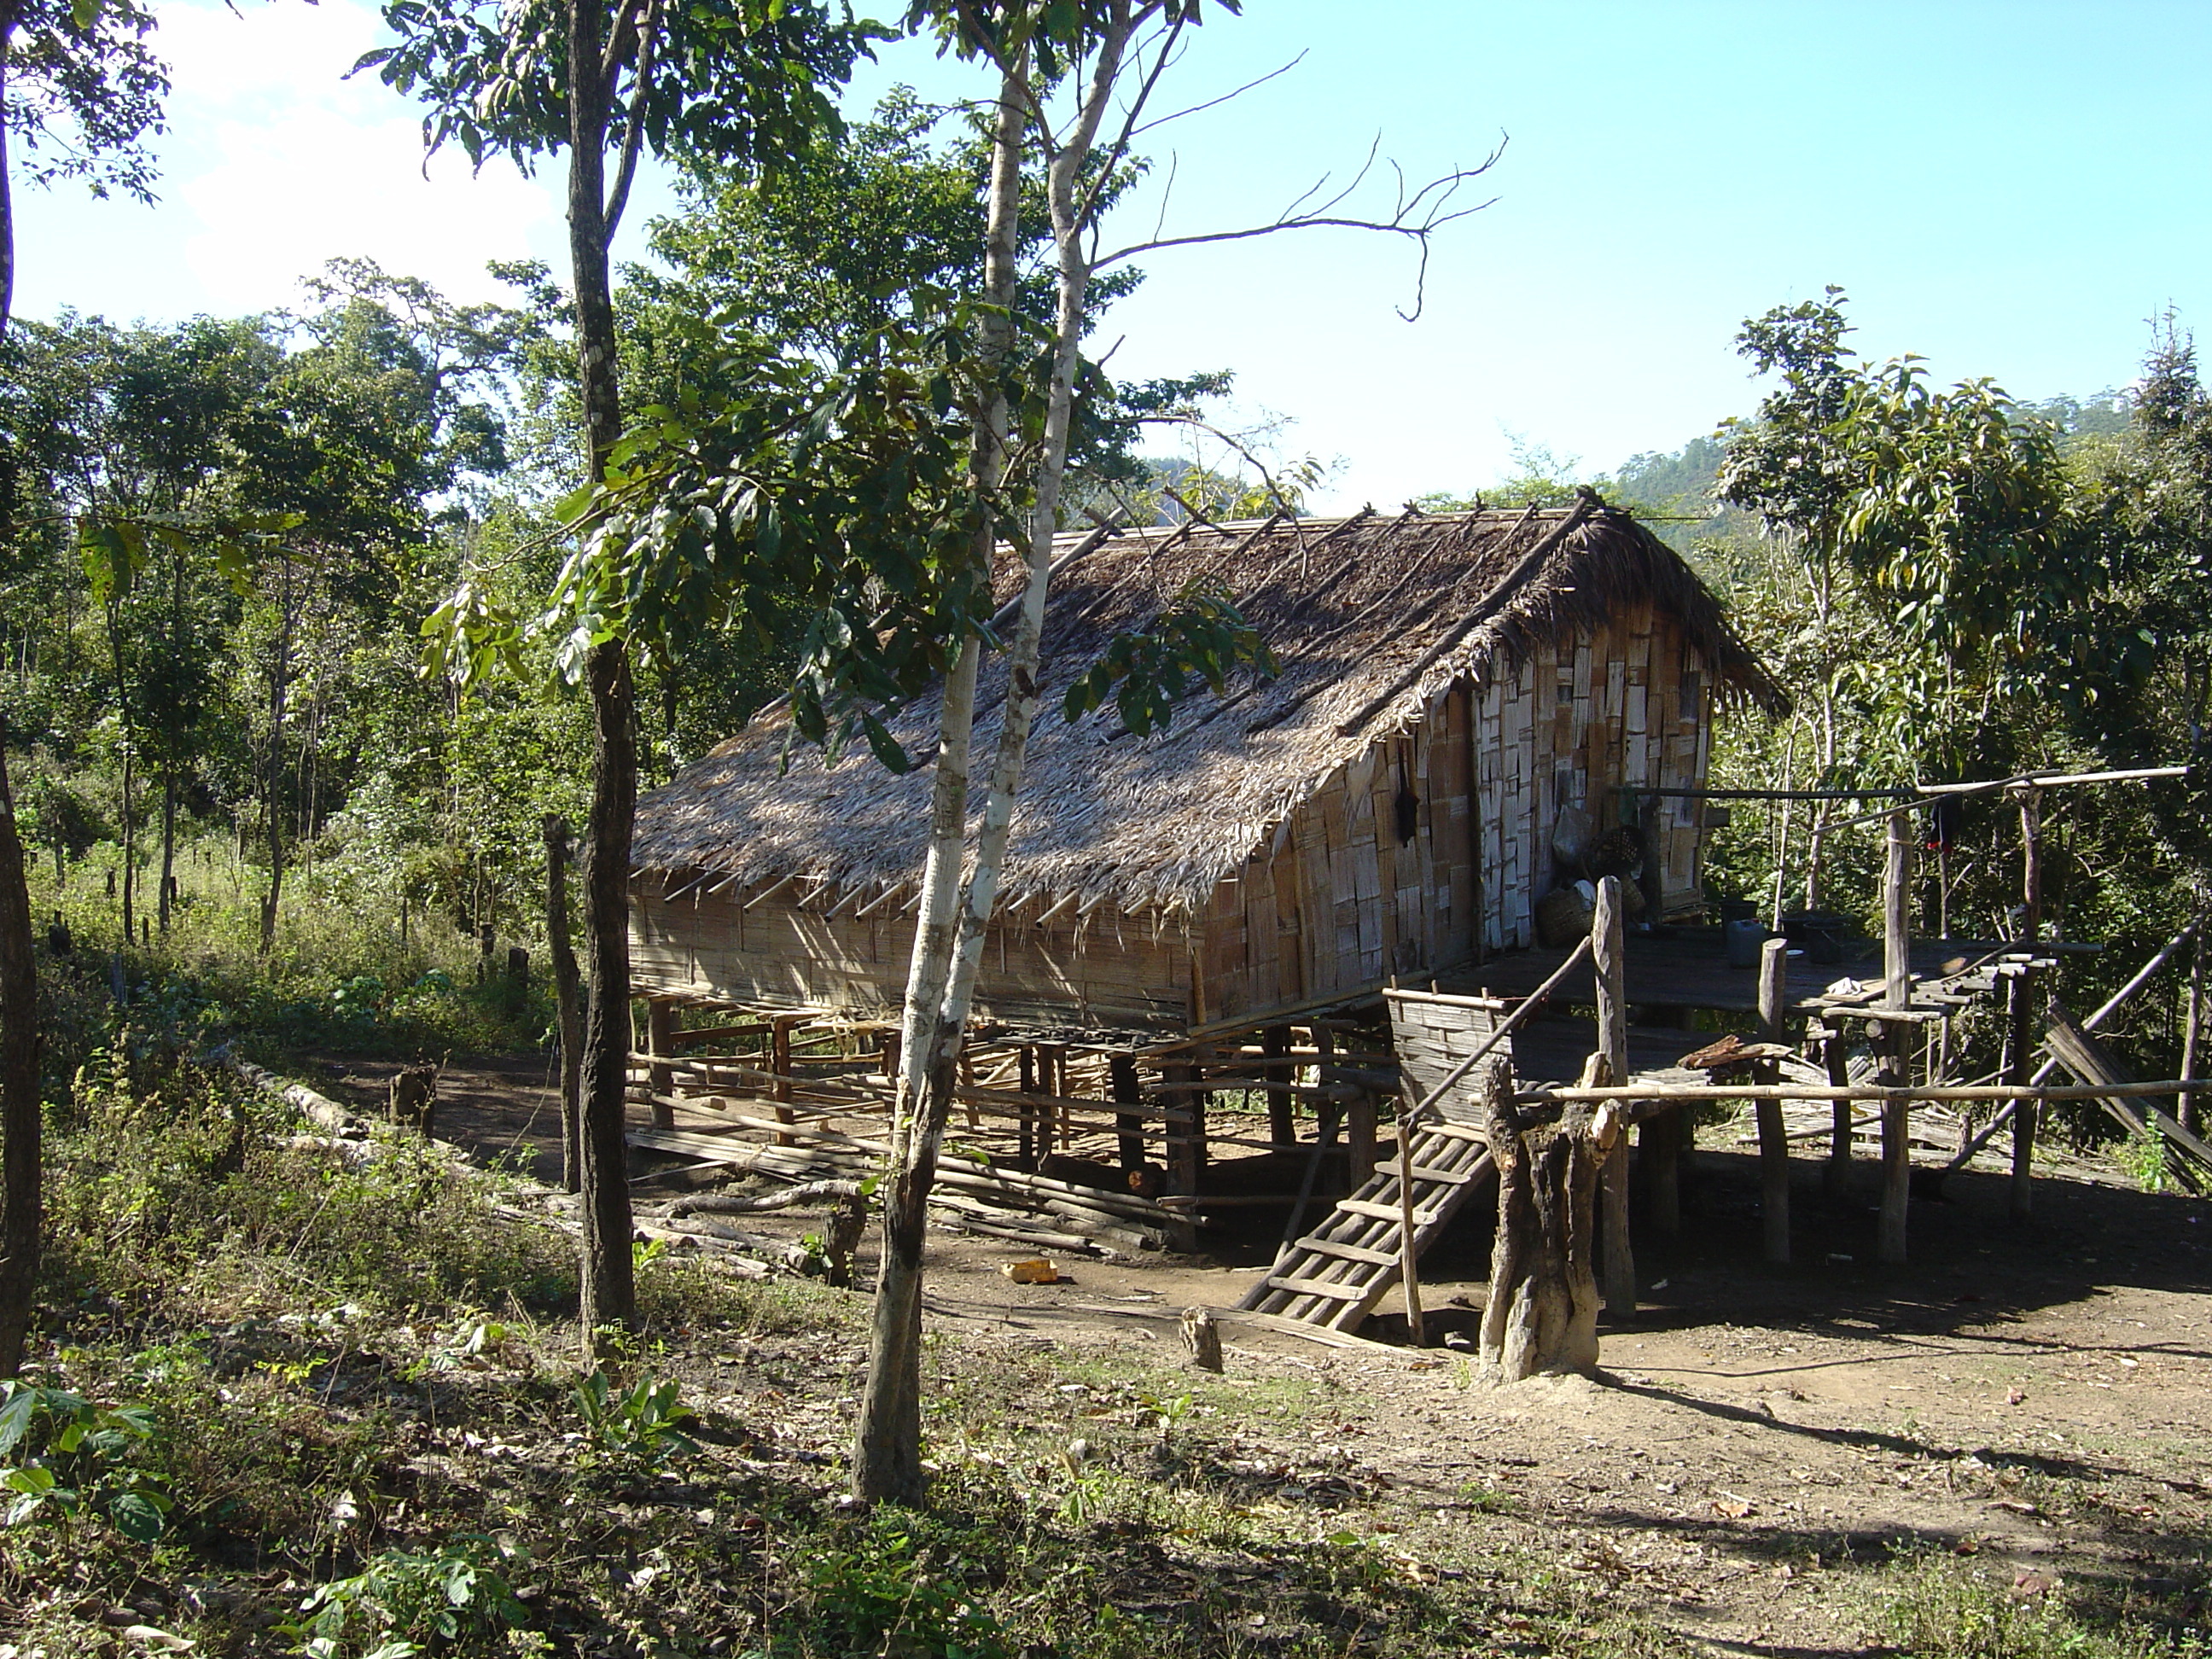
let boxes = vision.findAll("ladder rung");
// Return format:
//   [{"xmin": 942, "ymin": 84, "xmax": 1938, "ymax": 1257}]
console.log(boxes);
[
  {"xmin": 1265, "ymin": 1272, "xmax": 1375, "ymax": 1299},
  {"xmin": 1291, "ymin": 1237, "xmax": 1400, "ymax": 1268},
  {"xmin": 1406, "ymin": 1162, "xmax": 1481, "ymax": 1185},
  {"xmin": 1338, "ymin": 1197, "xmax": 1443, "ymax": 1224},
  {"xmin": 1419, "ymin": 1121, "xmax": 1487, "ymax": 1142}
]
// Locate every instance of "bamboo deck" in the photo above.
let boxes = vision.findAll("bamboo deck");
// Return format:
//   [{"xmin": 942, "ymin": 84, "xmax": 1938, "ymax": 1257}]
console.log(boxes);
[{"xmin": 1438, "ymin": 928, "xmax": 2042, "ymax": 1015}]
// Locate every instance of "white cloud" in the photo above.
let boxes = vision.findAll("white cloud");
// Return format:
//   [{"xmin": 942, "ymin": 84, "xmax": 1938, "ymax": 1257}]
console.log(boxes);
[
  {"xmin": 180, "ymin": 108, "xmax": 557, "ymax": 311},
  {"xmin": 148, "ymin": 0, "xmax": 563, "ymax": 313}
]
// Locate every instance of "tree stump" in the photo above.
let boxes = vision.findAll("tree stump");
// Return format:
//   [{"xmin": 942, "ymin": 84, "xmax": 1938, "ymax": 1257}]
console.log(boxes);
[
  {"xmin": 1477, "ymin": 1064, "xmax": 1618, "ymax": 1382},
  {"xmin": 1179, "ymin": 1306, "xmax": 1224, "ymax": 1372},
  {"xmin": 388, "ymin": 1064, "xmax": 439, "ymax": 1137}
]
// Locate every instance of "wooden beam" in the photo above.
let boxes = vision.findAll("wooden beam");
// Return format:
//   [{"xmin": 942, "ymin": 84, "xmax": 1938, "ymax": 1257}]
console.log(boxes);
[
  {"xmin": 2008, "ymin": 963, "xmax": 2037, "ymax": 1219},
  {"xmin": 1756, "ymin": 935, "xmax": 1791, "ymax": 1266},
  {"xmin": 1594, "ymin": 876, "xmax": 1633, "ymax": 1317}
]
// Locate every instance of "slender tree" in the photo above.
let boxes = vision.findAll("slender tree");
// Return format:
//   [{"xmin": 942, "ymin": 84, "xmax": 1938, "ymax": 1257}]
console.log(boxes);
[
  {"xmin": 853, "ymin": 0, "xmax": 1492, "ymax": 1503},
  {"xmin": 365, "ymin": 0, "xmax": 875, "ymax": 1344},
  {"xmin": 0, "ymin": 0, "xmax": 167, "ymax": 1377}
]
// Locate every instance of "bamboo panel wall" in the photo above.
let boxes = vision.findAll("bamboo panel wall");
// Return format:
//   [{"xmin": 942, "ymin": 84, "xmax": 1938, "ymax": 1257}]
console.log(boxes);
[
  {"xmin": 1198, "ymin": 607, "xmax": 1721, "ymax": 1027},
  {"xmin": 632, "ymin": 883, "xmax": 1196, "ymax": 1032}
]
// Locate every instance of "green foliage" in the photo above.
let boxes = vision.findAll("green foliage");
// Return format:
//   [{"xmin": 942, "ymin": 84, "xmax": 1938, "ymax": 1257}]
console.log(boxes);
[
  {"xmin": 1876, "ymin": 1551, "xmax": 2176, "ymax": 1659},
  {"xmin": 571, "ymin": 1369, "xmax": 698, "ymax": 1464},
  {"xmin": 1060, "ymin": 575, "xmax": 1276, "ymax": 735},
  {"xmin": 0, "ymin": 0, "xmax": 168, "ymax": 209},
  {"xmin": 282, "ymin": 1534, "xmax": 529, "ymax": 1658},
  {"xmin": 790, "ymin": 1515, "xmax": 1013, "ymax": 1659},
  {"xmin": 0, "ymin": 1380, "xmax": 172, "ymax": 1542},
  {"xmin": 355, "ymin": 0, "xmax": 877, "ymax": 186}
]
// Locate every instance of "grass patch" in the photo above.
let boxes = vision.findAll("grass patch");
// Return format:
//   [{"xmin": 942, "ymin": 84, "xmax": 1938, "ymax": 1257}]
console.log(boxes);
[{"xmin": 1874, "ymin": 1551, "xmax": 2203, "ymax": 1659}]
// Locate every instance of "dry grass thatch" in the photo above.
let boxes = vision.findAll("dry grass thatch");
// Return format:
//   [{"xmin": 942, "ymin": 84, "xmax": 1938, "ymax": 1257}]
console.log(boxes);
[{"xmin": 632, "ymin": 498, "xmax": 1782, "ymax": 915}]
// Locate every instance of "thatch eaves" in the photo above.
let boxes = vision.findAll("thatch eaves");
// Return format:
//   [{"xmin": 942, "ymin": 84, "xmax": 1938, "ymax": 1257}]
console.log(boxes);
[{"xmin": 632, "ymin": 498, "xmax": 1784, "ymax": 916}]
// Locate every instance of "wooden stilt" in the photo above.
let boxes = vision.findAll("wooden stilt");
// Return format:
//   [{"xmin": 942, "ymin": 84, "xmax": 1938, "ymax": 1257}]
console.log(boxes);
[
  {"xmin": 1595, "ymin": 876, "xmax": 1633, "ymax": 1318},
  {"xmin": 2184, "ymin": 923, "xmax": 2205, "ymax": 1137},
  {"xmin": 1880, "ymin": 809, "xmax": 1913, "ymax": 1264},
  {"xmin": 769, "ymin": 1015, "xmax": 796, "ymax": 1147},
  {"xmin": 1165, "ymin": 1061, "xmax": 1203, "ymax": 1249},
  {"xmin": 646, "ymin": 1001, "xmax": 678, "ymax": 1131},
  {"xmin": 1396, "ymin": 1115, "xmax": 1426, "ymax": 1347},
  {"xmin": 1756, "ymin": 935, "xmax": 1791, "ymax": 1266},
  {"xmin": 1017, "ymin": 1047, "xmax": 1038, "ymax": 1171},
  {"xmin": 1822, "ymin": 1028, "xmax": 1853, "ymax": 1198},
  {"xmin": 1263, "ymin": 1024, "xmax": 1295, "ymax": 1150},
  {"xmin": 2008, "ymin": 965, "xmax": 2037, "ymax": 1219},
  {"xmin": 1109, "ymin": 1054, "xmax": 1146, "ymax": 1175}
]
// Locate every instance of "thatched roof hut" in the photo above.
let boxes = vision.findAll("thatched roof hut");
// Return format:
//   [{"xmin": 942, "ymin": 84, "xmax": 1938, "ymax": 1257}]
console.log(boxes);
[{"xmin": 630, "ymin": 497, "xmax": 1780, "ymax": 1038}]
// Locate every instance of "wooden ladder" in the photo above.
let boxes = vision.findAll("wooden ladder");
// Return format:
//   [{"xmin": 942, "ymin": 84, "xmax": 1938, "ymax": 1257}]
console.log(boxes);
[{"xmin": 1237, "ymin": 1115, "xmax": 1495, "ymax": 1334}]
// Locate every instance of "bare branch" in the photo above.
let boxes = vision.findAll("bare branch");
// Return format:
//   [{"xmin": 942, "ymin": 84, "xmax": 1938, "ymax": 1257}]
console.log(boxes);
[
  {"xmin": 1097, "ymin": 133, "xmax": 1507, "ymax": 323},
  {"xmin": 1074, "ymin": 9, "xmax": 1185, "ymax": 230},
  {"xmin": 1130, "ymin": 49, "xmax": 1307, "ymax": 139}
]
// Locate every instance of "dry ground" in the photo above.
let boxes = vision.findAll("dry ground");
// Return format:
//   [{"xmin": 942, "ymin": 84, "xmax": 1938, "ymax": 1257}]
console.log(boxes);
[{"xmin": 314, "ymin": 1049, "xmax": 2212, "ymax": 1655}]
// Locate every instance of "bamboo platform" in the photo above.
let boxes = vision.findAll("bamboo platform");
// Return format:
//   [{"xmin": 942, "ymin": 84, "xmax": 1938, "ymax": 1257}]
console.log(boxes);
[{"xmin": 1437, "ymin": 928, "xmax": 2050, "ymax": 1015}]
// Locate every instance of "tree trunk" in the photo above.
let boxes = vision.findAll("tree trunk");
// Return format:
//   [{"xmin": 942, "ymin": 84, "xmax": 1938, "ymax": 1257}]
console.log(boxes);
[
  {"xmin": 1478, "ymin": 1066, "xmax": 1615, "ymax": 1382},
  {"xmin": 258, "ymin": 589, "xmax": 292, "ymax": 956},
  {"xmin": 157, "ymin": 773, "xmax": 177, "ymax": 933},
  {"xmin": 853, "ymin": 51, "xmax": 1027, "ymax": 1508},
  {"xmin": 0, "ymin": 730, "xmax": 40, "ymax": 1377},
  {"xmin": 565, "ymin": 0, "xmax": 639, "ymax": 1348},
  {"xmin": 544, "ymin": 814, "xmax": 585, "ymax": 1193}
]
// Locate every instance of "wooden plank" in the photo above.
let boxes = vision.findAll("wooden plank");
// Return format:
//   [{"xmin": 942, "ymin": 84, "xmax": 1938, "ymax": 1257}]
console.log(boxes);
[
  {"xmin": 1264, "ymin": 1273, "xmax": 1373, "ymax": 1300},
  {"xmin": 1293, "ymin": 1236, "xmax": 1402, "ymax": 1268}
]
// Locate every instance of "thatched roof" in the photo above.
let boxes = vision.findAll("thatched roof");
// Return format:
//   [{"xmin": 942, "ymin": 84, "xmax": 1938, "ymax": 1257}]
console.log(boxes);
[{"xmin": 632, "ymin": 497, "xmax": 1783, "ymax": 914}]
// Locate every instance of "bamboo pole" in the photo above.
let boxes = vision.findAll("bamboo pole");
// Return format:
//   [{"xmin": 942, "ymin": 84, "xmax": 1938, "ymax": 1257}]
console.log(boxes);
[
  {"xmin": 2185, "ymin": 923, "xmax": 2206, "ymax": 1136},
  {"xmin": 1595, "ymin": 876, "xmax": 1633, "ymax": 1318},
  {"xmin": 1516, "ymin": 1079, "xmax": 2212, "ymax": 1104},
  {"xmin": 2008, "ymin": 964, "xmax": 2037, "ymax": 1219},
  {"xmin": 1821, "ymin": 1027, "xmax": 1853, "ymax": 1198},
  {"xmin": 646, "ymin": 1002, "xmax": 678, "ymax": 1131},
  {"xmin": 1396, "ymin": 1116, "xmax": 1426, "ymax": 1347},
  {"xmin": 1880, "ymin": 809, "xmax": 1912, "ymax": 1265},
  {"xmin": 1756, "ymin": 936, "xmax": 1790, "ymax": 1266}
]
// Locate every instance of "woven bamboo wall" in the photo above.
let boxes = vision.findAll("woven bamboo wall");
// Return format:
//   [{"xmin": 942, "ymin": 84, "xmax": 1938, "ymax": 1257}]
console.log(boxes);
[
  {"xmin": 632, "ymin": 883, "xmax": 1196, "ymax": 1033},
  {"xmin": 1196, "ymin": 605, "xmax": 1720, "ymax": 1027}
]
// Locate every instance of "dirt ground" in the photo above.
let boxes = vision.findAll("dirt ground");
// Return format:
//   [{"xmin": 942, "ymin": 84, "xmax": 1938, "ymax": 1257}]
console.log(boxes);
[{"xmin": 311, "ymin": 1049, "xmax": 2212, "ymax": 1654}]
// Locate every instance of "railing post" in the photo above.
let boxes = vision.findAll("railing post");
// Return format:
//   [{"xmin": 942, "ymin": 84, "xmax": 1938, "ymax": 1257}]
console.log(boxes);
[{"xmin": 1595, "ymin": 876, "xmax": 1633, "ymax": 1318}]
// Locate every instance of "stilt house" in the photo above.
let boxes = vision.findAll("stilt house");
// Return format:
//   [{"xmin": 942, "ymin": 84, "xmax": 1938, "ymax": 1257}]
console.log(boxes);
[{"xmin": 629, "ymin": 495, "xmax": 1782, "ymax": 1039}]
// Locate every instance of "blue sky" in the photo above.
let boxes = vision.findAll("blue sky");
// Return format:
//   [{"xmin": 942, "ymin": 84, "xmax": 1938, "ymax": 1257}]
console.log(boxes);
[{"xmin": 19, "ymin": 0, "xmax": 2212, "ymax": 509}]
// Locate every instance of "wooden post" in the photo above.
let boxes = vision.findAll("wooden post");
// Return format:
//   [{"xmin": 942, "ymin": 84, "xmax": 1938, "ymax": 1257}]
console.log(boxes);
[
  {"xmin": 1262, "ymin": 1024, "xmax": 1295, "ymax": 1150},
  {"xmin": 1878, "ymin": 808, "xmax": 1912, "ymax": 1265},
  {"xmin": 1821, "ymin": 1027, "xmax": 1853, "ymax": 1198},
  {"xmin": 1046, "ymin": 1045, "xmax": 1070, "ymax": 1150},
  {"xmin": 769, "ymin": 1015, "xmax": 796, "ymax": 1147},
  {"xmin": 1756, "ymin": 935, "xmax": 1791, "ymax": 1266},
  {"xmin": 2183, "ymin": 924, "xmax": 2205, "ymax": 1137},
  {"xmin": 645, "ymin": 1000, "xmax": 677, "ymax": 1131},
  {"xmin": 1884, "ymin": 807, "xmax": 1912, "ymax": 1009},
  {"xmin": 1017, "ymin": 1047, "xmax": 1038, "ymax": 1172},
  {"xmin": 2008, "ymin": 965, "xmax": 2037, "ymax": 1220},
  {"xmin": 2017, "ymin": 785, "xmax": 2042, "ymax": 944},
  {"xmin": 1396, "ymin": 1114, "xmax": 1427, "ymax": 1347},
  {"xmin": 1594, "ymin": 876, "xmax": 1633, "ymax": 1318},
  {"xmin": 1164, "ymin": 1061, "xmax": 1203, "ymax": 1208},
  {"xmin": 1877, "ymin": 1022, "xmax": 1910, "ymax": 1264},
  {"xmin": 1109, "ymin": 1054, "xmax": 1146, "ymax": 1176}
]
